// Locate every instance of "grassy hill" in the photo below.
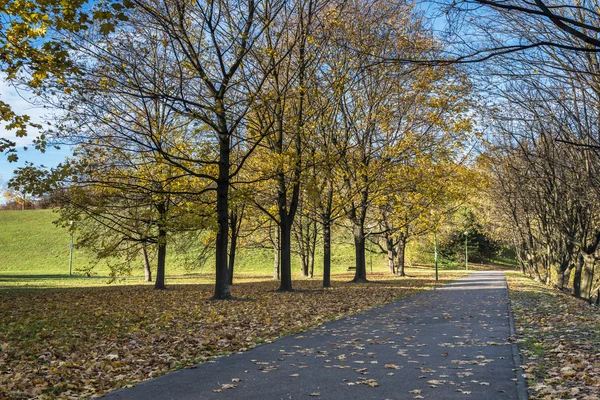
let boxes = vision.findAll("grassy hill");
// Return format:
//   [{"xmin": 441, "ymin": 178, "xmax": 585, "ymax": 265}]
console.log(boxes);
[
  {"xmin": 0, "ymin": 210, "xmax": 88, "ymax": 275},
  {"xmin": 0, "ymin": 209, "xmax": 389, "ymax": 288}
]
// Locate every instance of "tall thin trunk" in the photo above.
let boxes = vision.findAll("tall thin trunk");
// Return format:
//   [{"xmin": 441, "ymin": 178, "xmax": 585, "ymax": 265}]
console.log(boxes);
[
  {"xmin": 310, "ymin": 220, "xmax": 317, "ymax": 278},
  {"xmin": 352, "ymin": 224, "xmax": 367, "ymax": 282},
  {"xmin": 279, "ymin": 216, "xmax": 293, "ymax": 291},
  {"xmin": 213, "ymin": 130, "xmax": 231, "ymax": 299},
  {"xmin": 574, "ymin": 253, "xmax": 584, "ymax": 297},
  {"xmin": 276, "ymin": 121, "xmax": 300, "ymax": 291},
  {"xmin": 298, "ymin": 217, "xmax": 317, "ymax": 278},
  {"xmin": 300, "ymin": 224, "xmax": 309, "ymax": 277},
  {"xmin": 323, "ymin": 219, "xmax": 331, "ymax": 288},
  {"xmin": 228, "ymin": 210, "xmax": 238, "ymax": 286},
  {"xmin": 308, "ymin": 236, "xmax": 315, "ymax": 279},
  {"xmin": 274, "ymin": 228, "xmax": 280, "ymax": 279},
  {"xmin": 154, "ymin": 228, "xmax": 167, "ymax": 290},
  {"xmin": 142, "ymin": 245, "xmax": 152, "ymax": 282}
]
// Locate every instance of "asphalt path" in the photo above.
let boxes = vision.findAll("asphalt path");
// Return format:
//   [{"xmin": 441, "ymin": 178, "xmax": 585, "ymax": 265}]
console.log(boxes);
[{"xmin": 104, "ymin": 271, "xmax": 526, "ymax": 400}]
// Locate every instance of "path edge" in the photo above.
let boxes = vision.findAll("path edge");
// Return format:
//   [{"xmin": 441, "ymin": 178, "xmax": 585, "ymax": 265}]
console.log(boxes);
[{"xmin": 505, "ymin": 273, "xmax": 529, "ymax": 400}]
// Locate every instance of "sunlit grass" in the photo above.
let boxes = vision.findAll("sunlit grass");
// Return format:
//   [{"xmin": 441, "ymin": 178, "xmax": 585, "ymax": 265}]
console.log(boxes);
[{"xmin": 0, "ymin": 268, "xmax": 466, "ymax": 292}]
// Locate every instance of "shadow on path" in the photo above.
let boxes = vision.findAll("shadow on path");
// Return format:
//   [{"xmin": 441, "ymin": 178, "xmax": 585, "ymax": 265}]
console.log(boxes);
[{"xmin": 104, "ymin": 271, "xmax": 524, "ymax": 400}]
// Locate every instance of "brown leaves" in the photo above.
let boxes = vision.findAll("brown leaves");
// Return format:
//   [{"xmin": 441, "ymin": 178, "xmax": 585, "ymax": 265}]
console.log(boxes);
[
  {"xmin": 0, "ymin": 273, "xmax": 461, "ymax": 399},
  {"xmin": 357, "ymin": 378, "xmax": 379, "ymax": 387},
  {"xmin": 212, "ymin": 383, "xmax": 238, "ymax": 392},
  {"xmin": 507, "ymin": 273, "xmax": 600, "ymax": 400}
]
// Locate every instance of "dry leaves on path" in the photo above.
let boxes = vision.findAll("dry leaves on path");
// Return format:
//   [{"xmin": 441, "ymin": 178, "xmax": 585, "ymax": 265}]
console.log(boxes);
[
  {"xmin": 0, "ymin": 272, "xmax": 462, "ymax": 399},
  {"xmin": 507, "ymin": 273, "xmax": 600, "ymax": 400}
]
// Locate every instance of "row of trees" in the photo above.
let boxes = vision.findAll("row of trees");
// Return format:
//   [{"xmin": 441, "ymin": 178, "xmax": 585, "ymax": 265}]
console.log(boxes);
[
  {"xmin": 9, "ymin": 0, "xmax": 477, "ymax": 298},
  {"xmin": 481, "ymin": 1, "xmax": 600, "ymax": 301}
]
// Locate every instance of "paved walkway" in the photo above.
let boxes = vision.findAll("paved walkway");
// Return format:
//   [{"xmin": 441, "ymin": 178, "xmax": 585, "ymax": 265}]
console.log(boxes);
[{"xmin": 105, "ymin": 271, "xmax": 525, "ymax": 400}]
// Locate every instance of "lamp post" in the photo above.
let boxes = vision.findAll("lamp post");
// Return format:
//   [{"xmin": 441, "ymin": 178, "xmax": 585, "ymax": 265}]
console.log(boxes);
[
  {"xmin": 69, "ymin": 221, "xmax": 74, "ymax": 276},
  {"xmin": 464, "ymin": 230, "xmax": 468, "ymax": 271}
]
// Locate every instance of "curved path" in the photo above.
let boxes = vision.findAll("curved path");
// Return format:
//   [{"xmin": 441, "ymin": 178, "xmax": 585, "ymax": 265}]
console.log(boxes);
[{"xmin": 105, "ymin": 271, "xmax": 526, "ymax": 400}]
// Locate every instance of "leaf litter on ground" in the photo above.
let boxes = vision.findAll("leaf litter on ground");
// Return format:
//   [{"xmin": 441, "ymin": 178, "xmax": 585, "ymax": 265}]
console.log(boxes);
[
  {"xmin": 0, "ymin": 272, "xmax": 464, "ymax": 399},
  {"xmin": 507, "ymin": 272, "xmax": 600, "ymax": 400}
]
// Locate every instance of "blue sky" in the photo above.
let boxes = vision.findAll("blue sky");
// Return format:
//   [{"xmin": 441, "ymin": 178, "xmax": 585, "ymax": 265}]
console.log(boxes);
[
  {"xmin": 0, "ymin": 74, "xmax": 70, "ymax": 185},
  {"xmin": 0, "ymin": 1, "xmax": 449, "ymax": 186}
]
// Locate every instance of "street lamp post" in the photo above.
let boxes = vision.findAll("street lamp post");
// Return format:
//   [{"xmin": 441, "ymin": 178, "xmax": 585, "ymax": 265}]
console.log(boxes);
[
  {"xmin": 69, "ymin": 221, "xmax": 74, "ymax": 276},
  {"xmin": 464, "ymin": 231, "xmax": 468, "ymax": 271}
]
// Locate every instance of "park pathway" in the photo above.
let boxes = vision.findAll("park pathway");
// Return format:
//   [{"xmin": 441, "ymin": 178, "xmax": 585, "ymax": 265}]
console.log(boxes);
[{"xmin": 105, "ymin": 271, "xmax": 526, "ymax": 400}]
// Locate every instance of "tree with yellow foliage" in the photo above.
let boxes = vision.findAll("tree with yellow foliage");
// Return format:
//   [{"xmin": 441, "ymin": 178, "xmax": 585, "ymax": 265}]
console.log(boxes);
[{"xmin": 0, "ymin": 0, "xmax": 131, "ymax": 161}]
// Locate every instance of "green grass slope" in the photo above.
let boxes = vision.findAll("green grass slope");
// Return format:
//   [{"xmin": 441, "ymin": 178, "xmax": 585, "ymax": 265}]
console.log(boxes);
[
  {"xmin": 0, "ymin": 210, "xmax": 392, "ymax": 289},
  {"xmin": 0, "ymin": 210, "xmax": 87, "ymax": 275}
]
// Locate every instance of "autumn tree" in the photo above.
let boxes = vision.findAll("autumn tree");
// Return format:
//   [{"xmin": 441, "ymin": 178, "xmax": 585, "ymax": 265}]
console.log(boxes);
[
  {"xmin": 0, "ymin": 0, "xmax": 132, "ymax": 160},
  {"xmin": 246, "ymin": 0, "xmax": 327, "ymax": 291},
  {"xmin": 12, "ymin": 13, "xmax": 220, "ymax": 288},
  {"xmin": 486, "ymin": 76, "xmax": 600, "ymax": 298},
  {"xmin": 37, "ymin": 0, "xmax": 287, "ymax": 299},
  {"xmin": 318, "ymin": 0, "xmax": 468, "ymax": 282},
  {"xmin": 470, "ymin": 3, "xmax": 600, "ymax": 300}
]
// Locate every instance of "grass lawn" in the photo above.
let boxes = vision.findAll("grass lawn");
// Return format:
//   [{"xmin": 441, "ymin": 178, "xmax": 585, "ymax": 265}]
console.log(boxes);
[
  {"xmin": 0, "ymin": 210, "xmax": 87, "ymax": 276},
  {"xmin": 0, "ymin": 210, "xmax": 387, "ymax": 286},
  {"xmin": 506, "ymin": 272, "xmax": 600, "ymax": 400}
]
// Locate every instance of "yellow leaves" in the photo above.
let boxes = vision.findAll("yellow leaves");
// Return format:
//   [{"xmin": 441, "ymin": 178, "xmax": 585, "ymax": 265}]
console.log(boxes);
[{"xmin": 264, "ymin": 47, "xmax": 278, "ymax": 58}]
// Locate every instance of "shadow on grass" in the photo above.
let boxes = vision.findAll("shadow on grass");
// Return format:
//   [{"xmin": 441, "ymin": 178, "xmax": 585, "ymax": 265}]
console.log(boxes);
[{"xmin": 0, "ymin": 274, "xmax": 78, "ymax": 279}]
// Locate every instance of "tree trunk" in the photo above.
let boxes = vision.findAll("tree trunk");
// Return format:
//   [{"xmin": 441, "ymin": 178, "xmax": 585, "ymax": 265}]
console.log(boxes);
[
  {"xmin": 273, "ymin": 228, "xmax": 280, "ymax": 280},
  {"xmin": 213, "ymin": 131, "xmax": 231, "ymax": 299},
  {"xmin": 352, "ymin": 224, "xmax": 367, "ymax": 282},
  {"xmin": 142, "ymin": 245, "xmax": 152, "ymax": 282},
  {"xmin": 299, "ymin": 218, "xmax": 317, "ymax": 278},
  {"xmin": 387, "ymin": 236, "xmax": 395, "ymax": 274},
  {"xmin": 228, "ymin": 210, "xmax": 239, "ymax": 286},
  {"xmin": 308, "ymin": 234, "xmax": 315, "ymax": 279},
  {"xmin": 322, "ymin": 219, "xmax": 331, "ymax": 287},
  {"xmin": 279, "ymin": 216, "xmax": 293, "ymax": 291},
  {"xmin": 301, "ymin": 246, "xmax": 309, "ymax": 277},
  {"xmin": 396, "ymin": 236, "xmax": 406, "ymax": 277},
  {"xmin": 296, "ymin": 217, "xmax": 310, "ymax": 277},
  {"xmin": 517, "ymin": 242, "xmax": 526, "ymax": 274},
  {"xmin": 581, "ymin": 253, "xmax": 595, "ymax": 300},
  {"xmin": 573, "ymin": 253, "xmax": 584, "ymax": 297},
  {"xmin": 154, "ymin": 228, "xmax": 167, "ymax": 290}
]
